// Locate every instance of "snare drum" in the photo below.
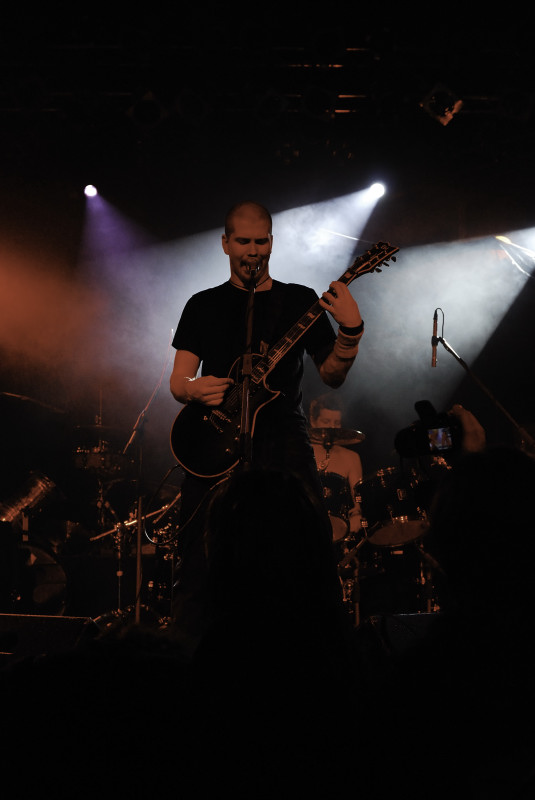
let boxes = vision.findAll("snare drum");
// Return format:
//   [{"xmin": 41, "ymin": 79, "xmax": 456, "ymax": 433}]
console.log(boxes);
[{"xmin": 355, "ymin": 467, "xmax": 428, "ymax": 547}]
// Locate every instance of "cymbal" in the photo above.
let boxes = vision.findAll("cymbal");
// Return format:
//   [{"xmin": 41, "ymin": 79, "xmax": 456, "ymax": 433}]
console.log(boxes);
[
  {"xmin": 309, "ymin": 427, "xmax": 366, "ymax": 446},
  {"xmin": 0, "ymin": 391, "xmax": 64, "ymax": 414},
  {"xmin": 74, "ymin": 424, "xmax": 124, "ymax": 435}
]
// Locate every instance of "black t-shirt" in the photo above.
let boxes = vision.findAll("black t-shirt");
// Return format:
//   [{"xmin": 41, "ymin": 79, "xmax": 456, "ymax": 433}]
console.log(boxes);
[{"xmin": 172, "ymin": 279, "xmax": 336, "ymax": 431}]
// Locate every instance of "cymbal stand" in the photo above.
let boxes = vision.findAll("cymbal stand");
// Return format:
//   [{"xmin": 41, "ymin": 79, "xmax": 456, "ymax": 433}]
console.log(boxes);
[
  {"xmin": 337, "ymin": 526, "xmax": 369, "ymax": 627},
  {"xmin": 318, "ymin": 432, "xmax": 333, "ymax": 473},
  {"xmin": 101, "ymin": 498, "xmax": 130, "ymax": 614},
  {"xmin": 417, "ymin": 543, "xmax": 446, "ymax": 613},
  {"xmin": 122, "ymin": 330, "xmax": 174, "ymax": 624},
  {"xmin": 112, "ymin": 520, "xmax": 128, "ymax": 613}
]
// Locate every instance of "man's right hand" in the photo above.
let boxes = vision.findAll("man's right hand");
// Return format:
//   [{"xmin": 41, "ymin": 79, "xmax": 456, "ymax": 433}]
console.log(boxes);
[
  {"xmin": 170, "ymin": 350, "xmax": 234, "ymax": 406},
  {"xmin": 183, "ymin": 375, "xmax": 234, "ymax": 406}
]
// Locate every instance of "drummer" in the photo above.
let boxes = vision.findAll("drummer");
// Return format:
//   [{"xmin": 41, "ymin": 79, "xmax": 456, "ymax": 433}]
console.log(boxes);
[{"xmin": 308, "ymin": 392, "xmax": 364, "ymax": 540}]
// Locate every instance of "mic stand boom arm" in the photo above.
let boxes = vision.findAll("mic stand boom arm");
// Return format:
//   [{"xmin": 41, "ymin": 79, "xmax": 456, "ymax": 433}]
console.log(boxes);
[{"xmin": 437, "ymin": 335, "xmax": 535, "ymax": 451}]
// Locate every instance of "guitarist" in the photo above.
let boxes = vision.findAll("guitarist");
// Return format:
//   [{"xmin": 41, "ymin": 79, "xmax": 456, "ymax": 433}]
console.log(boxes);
[{"xmin": 169, "ymin": 201, "xmax": 364, "ymax": 651}]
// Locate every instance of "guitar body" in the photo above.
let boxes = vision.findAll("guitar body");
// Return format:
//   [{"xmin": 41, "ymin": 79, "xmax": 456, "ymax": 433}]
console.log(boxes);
[
  {"xmin": 170, "ymin": 241, "xmax": 399, "ymax": 478},
  {"xmin": 170, "ymin": 356, "xmax": 280, "ymax": 478}
]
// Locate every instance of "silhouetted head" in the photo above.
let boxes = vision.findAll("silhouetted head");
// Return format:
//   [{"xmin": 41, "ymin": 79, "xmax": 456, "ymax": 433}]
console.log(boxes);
[{"xmin": 428, "ymin": 445, "xmax": 535, "ymax": 612}]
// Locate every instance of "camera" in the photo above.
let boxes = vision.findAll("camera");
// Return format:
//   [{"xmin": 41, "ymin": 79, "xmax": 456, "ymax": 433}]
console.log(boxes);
[{"xmin": 394, "ymin": 400, "xmax": 463, "ymax": 457}]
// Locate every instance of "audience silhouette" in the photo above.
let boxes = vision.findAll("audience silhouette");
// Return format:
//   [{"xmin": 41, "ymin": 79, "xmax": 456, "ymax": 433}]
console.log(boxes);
[
  {"xmin": 187, "ymin": 467, "xmax": 360, "ymax": 796},
  {"xmin": 3, "ymin": 442, "xmax": 535, "ymax": 798},
  {"xmin": 351, "ymin": 444, "xmax": 535, "ymax": 799}
]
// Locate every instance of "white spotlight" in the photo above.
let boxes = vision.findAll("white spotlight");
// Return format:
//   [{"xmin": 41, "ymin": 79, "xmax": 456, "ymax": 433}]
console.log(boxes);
[
  {"xmin": 84, "ymin": 184, "xmax": 98, "ymax": 198},
  {"xmin": 369, "ymin": 182, "xmax": 385, "ymax": 198}
]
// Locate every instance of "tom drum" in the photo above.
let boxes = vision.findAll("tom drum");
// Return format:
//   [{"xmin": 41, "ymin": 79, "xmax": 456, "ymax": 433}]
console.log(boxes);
[
  {"xmin": 319, "ymin": 471, "xmax": 353, "ymax": 542},
  {"xmin": 355, "ymin": 466, "xmax": 429, "ymax": 547}
]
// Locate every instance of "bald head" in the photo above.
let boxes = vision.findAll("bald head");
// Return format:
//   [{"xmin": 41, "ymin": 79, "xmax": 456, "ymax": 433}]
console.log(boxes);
[{"xmin": 224, "ymin": 202, "xmax": 272, "ymax": 238}]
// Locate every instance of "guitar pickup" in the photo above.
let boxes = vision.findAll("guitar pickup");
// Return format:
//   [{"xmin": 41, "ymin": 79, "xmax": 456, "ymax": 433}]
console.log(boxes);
[{"xmin": 204, "ymin": 409, "xmax": 231, "ymax": 434}]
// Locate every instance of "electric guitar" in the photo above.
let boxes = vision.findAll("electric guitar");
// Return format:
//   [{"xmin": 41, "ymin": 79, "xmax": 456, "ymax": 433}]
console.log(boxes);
[{"xmin": 170, "ymin": 241, "xmax": 399, "ymax": 478}]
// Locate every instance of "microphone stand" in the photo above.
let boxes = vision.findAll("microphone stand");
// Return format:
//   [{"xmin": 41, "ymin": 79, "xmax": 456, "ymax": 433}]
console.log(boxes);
[
  {"xmin": 238, "ymin": 269, "xmax": 258, "ymax": 471},
  {"xmin": 436, "ymin": 335, "xmax": 535, "ymax": 451}
]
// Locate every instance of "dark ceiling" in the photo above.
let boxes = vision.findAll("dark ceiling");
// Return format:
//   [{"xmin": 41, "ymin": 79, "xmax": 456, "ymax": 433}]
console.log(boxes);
[{"xmin": 1, "ymin": 13, "xmax": 534, "ymax": 240}]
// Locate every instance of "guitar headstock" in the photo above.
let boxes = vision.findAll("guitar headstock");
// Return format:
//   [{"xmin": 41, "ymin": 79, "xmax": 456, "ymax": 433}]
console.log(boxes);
[{"xmin": 351, "ymin": 242, "xmax": 399, "ymax": 277}]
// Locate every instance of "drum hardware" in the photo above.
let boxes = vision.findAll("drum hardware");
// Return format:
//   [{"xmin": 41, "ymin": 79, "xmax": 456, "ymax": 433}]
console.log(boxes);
[
  {"xmin": 73, "ymin": 423, "xmax": 128, "ymax": 446},
  {"xmin": 74, "ymin": 448, "xmax": 133, "ymax": 480},
  {"xmin": 72, "ymin": 411, "xmax": 135, "ymax": 485},
  {"xmin": 416, "ymin": 545, "xmax": 445, "ymax": 613},
  {"xmin": 88, "ymin": 491, "xmax": 181, "ymax": 625},
  {"xmin": 337, "ymin": 531, "xmax": 370, "ymax": 627},
  {"xmin": 340, "ymin": 575, "xmax": 360, "ymax": 627},
  {"xmin": 73, "ymin": 423, "xmax": 134, "ymax": 482},
  {"xmin": 103, "ymin": 505, "xmax": 131, "ymax": 614},
  {"xmin": 335, "ymin": 518, "xmax": 444, "ymax": 623},
  {"xmin": 352, "ymin": 538, "xmax": 442, "ymax": 620},
  {"xmin": 90, "ymin": 492, "xmax": 181, "ymax": 543},
  {"xmin": 120, "ymin": 337, "xmax": 174, "ymax": 626},
  {"xmin": 87, "ymin": 516, "xmax": 154, "ymax": 631},
  {"xmin": 142, "ymin": 515, "xmax": 180, "ymax": 622},
  {"xmin": 93, "ymin": 604, "xmax": 164, "ymax": 634}
]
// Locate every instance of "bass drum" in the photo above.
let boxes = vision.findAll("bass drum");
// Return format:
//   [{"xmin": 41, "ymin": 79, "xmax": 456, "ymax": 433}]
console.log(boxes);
[
  {"xmin": 319, "ymin": 471, "xmax": 353, "ymax": 542},
  {"xmin": 355, "ymin": 539, "xmax": 439, "ymax": 618},
  {"xmin": 355, "ymin": 466, "xmax": 429, "ymax": 547}
]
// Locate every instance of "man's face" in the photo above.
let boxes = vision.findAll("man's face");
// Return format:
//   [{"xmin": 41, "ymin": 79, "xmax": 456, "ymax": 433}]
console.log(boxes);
[
  {"xmin": 222, "ymin": 212, "xmax": 273, "ymax": 287},
  {"xmin": 311, "ymin": 409, "xmax": 342, "ymax": 428}
]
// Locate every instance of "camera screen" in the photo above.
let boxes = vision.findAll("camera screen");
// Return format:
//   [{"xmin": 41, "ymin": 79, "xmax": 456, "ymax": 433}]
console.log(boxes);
[{"xmin": 427, "ymin": 426, "xmax": 453, "ymax": 451}]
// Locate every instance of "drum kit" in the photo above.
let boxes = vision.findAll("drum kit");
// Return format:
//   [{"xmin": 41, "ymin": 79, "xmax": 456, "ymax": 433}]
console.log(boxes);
[
  {"xmin": 0, "ymin": 393, "xmax": 181, "ymax": 627},
  {"xmin": 310, "ymin": 425, "xmax": 443, "ymax": 627},
  {"xmin": 1, "ymin": 389, "xmax": 444, "ymax": 630}
]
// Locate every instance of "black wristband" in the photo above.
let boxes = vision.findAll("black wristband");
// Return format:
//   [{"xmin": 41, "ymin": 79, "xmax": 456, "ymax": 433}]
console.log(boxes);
[{"xmin": 339, "ymin": 321, "xmax": 364, "ymax": 336}]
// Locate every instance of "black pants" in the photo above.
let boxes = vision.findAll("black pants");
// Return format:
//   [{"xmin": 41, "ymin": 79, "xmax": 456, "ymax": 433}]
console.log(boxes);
[{"xmin": 170, "ymin": 430, "xmax": 336, "ymax": 650}]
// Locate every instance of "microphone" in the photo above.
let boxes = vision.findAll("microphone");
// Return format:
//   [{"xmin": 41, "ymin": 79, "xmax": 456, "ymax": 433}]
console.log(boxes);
[{"xmin": 431, "ymin": 309, "xmax": 438, "ymax": 368}]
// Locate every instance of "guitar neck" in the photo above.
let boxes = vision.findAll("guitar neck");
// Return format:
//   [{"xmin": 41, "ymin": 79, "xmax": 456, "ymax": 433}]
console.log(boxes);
[
  {"xmin": 251, "ymin": 264, "xmax": 357, "ymax": 385},
  {"xmin": 247, "ymin": 240, "xmax": 398, "ymax": 385},
  {"xmin": 251, "ymin": 297, "xmax": 323, "ymax": 385}
]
